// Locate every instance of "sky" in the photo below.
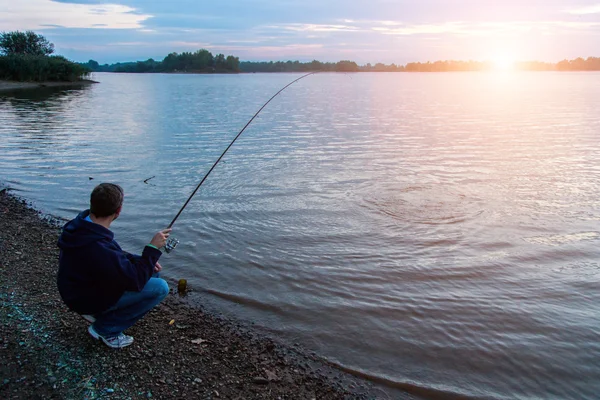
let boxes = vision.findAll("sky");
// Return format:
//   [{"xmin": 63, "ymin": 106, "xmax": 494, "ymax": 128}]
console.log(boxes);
[{"xmin": 1, "ymin": 0, "xmax": 599, "ymax": 64}]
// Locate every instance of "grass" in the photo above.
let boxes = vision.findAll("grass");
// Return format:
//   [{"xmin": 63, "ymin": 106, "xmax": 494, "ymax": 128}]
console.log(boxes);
[{"xmin": 0, "ymin": 54, "xmax": 90, "ymax": 82}]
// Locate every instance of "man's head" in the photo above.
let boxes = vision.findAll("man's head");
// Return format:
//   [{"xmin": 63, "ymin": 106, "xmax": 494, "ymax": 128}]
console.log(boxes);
[{"xmin": 90, "ymin": 183, "xmax": 124, "ymax": 219}]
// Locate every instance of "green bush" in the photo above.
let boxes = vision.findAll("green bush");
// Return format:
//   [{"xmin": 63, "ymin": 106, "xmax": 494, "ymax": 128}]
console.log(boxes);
[{"xmin": 0, "ymin": 54, "xmax": 91, "ymax": 82}]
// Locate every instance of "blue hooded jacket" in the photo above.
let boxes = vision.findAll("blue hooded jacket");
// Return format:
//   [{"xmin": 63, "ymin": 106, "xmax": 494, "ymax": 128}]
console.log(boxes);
[{"xmin": 57, "ymin": 210, "xmax": 162, "ymax": 315}]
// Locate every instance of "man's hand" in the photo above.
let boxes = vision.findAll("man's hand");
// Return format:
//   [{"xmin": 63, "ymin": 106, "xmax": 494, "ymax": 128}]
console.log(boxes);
[
  {"xmin": 150, "ymin": 228, "xmax": 172, "ymax": 249},
  {"xmin": 154, "ymin": 262, "xmax": 162, "ymax": 273}
]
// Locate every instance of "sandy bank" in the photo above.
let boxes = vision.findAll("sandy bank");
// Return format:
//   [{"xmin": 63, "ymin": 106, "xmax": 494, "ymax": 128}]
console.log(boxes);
[
  {"xmin": 0, "ymin": 188, "xmax": 377, "ymax": 399},
  {"xmin": 0, "ymin": 79, "xmax": 97, "ymax": 92}
]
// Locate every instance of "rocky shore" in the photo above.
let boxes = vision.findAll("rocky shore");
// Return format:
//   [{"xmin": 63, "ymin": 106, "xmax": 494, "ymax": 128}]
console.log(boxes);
[{"xmin": 0, "ymin": 189, "xmax": 377, "ymax": 399}]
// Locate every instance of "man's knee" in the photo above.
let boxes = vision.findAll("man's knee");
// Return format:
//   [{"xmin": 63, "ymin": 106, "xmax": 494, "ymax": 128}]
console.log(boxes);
[
  {"xmin": 147, "ymin": 277, "xmax": 169, "ymax": 301},
  {"xmin": 157, "ymin": 278, "xmax": 169, "ymax": 300}
]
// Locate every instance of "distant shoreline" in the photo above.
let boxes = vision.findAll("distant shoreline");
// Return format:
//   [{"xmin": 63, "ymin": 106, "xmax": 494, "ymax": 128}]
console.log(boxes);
[
  {"xmin": 85, "ymin": 55, "xmax": 600, "ymax": 74},
  {"xmin": 0, "ymin": 79, "xmax": 98, "ymax": 93},
  {"xmin": 90, "ymin": 69, "xmax": 600, "ymax": 75}
]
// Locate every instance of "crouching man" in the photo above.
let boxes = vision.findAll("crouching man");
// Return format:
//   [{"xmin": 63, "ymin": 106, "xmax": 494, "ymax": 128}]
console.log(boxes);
[{"xmin": 57, "ymin": 183, "xmax": 172, "ymax": 348}]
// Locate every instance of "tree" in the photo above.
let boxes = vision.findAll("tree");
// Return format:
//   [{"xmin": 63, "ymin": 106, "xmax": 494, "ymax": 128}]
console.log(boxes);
[
  {"xmin": 87, "ymin": 59, "xmax": 99, "ymax": 70},
  {"xmin": 310, "ymin": 60, "xmax": 322, "ymax": 70},
  {"xmin": 214, "ymin": 53, "xmax": 226, "ymax": 69},
  {"xmin": 0, "ymin": 31, "xmax": 55, "ymax": 56},
  {"xmin": 225, "ymin": 55, "xmax": 240, "ymax": 72},
  {"xmin": 191, "ymin": 49, "xmax": 213, "ymax": 70},
  {"xmin": 335, "ymin": 60, "xmax": 359, "ymax": 72},
  {"xmin": 162, "ymin": 52, "xmax": 180, "ymax": 71}
]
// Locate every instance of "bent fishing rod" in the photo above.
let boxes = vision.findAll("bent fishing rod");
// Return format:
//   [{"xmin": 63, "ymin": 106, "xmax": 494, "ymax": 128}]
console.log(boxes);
[{"xmin": 163, "ymin": 72, "xmax": 318, "ymax": 253}]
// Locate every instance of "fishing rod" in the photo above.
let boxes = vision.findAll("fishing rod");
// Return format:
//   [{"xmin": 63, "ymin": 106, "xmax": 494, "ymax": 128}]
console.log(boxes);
[{"xmin": 163, "ymin": 71, "xmax": 318, "ymax": 253}]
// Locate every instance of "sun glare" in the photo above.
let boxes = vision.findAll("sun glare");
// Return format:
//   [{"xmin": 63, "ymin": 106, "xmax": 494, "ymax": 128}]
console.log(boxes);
[{"xmin": 491, "ymin": 54, "xmax": 516, "ymax": 71}]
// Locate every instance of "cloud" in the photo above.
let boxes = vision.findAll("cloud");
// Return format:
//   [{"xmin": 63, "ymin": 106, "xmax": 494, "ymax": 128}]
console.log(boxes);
[
  {"xmin": 567, "ymin": 4, "xmax": 600, "ymax": 14},
  {"xmin": 265, "ymin": 23, "xmax": 360, "ymax": 33},
  {"xmin": 176, "ymin": 42, "xmax": 326, "ymax": 60},
  {"xmin": 373, "ymin": 22, "xmax": 467, "ymax": 35},
  {"xmin": 370, "ymin": 20, "xmax": 600, "ymax": 36},
  {"xmin": 168, "ymin": 41, "xmax": 213, "ymax": 49},
  {"xmin": 256, "ymin": 18, "xmax": 600, "ymax": 42},
  {"xmin": 0, "ymin": 0, "xmax": 152, "ymax": 30},
  {"xmin": 107, "ymin": 41, "xmax": 153, "ymax": 47}
]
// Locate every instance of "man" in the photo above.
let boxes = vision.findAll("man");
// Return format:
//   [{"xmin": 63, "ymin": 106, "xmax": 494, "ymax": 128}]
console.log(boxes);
[{"xmin": 57, "ymin": 183, "xmax": 172, "ymax": 348}]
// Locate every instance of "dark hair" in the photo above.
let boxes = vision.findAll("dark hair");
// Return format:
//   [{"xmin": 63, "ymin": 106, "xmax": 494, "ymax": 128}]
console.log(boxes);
[{"xmin": 90, "ymin": 183, "xmax": 124, "ymax": 217}]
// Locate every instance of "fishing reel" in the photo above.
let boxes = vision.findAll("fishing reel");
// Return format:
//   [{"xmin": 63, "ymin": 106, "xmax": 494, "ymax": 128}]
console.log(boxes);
[{"xmin": 164, "ymin": 237, "xmax": 180, "ymax": 254}]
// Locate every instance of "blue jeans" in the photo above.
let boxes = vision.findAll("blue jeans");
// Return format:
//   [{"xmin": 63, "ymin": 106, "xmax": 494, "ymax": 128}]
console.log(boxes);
[{"xmin": 92, "ymin": 275, "xmax": 169, "ymax": 337}]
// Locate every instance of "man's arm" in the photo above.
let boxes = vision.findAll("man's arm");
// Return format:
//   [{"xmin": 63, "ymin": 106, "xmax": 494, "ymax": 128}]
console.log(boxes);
[{"xmin": 114, "ymin": 229, "xmax": 172, "ymax": 291}]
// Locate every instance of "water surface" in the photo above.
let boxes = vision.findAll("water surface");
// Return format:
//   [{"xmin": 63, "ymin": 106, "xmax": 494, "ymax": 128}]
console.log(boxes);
[{"xmin": 1, "ymin": 72, "xmax": 599, "ymax": 399}]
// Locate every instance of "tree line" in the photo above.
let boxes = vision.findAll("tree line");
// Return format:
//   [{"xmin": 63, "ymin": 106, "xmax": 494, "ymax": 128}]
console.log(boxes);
[
  {"xmin": 238, "ymin": 60, "xmax": 360, "ymax": 72},
  {"xmin": 556, "ymin": 57, "xmax": 600, "ymax": 71},
  {"xmin": 82, "ymin": 50, "xmax": 240, "ymax": 73},
  {"xmin": 87, "ymin": 57, "xmax": 600, "ymax": 74},
  {"xmin": 0, "ymin": 31, "xmax": 90, "ymax": 82},
  {"xmin": 398, "ymin": 58, "xmax": 600, "ymax": 72},
  {"xmin": 83, "ymin": 57, "xmax": 361, "ymax": 73},
  {"xmin": 239, "ymin": 58, "xmax": 600, "ymax": 72},
  {"xmin": 367, "ymin": 58, "xmax": 600, "ymax": 72}
]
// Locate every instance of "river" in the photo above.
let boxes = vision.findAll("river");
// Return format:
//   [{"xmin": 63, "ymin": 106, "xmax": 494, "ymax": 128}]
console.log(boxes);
[{"xmin": 1, "ymin": 71, "xmax": 599, "ymax": 399}]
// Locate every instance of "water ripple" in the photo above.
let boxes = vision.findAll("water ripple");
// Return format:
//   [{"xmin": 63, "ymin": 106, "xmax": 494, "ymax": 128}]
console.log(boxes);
[{"xmin": 2, "ymin": 72, "xmax": 600, "ymax": 399}]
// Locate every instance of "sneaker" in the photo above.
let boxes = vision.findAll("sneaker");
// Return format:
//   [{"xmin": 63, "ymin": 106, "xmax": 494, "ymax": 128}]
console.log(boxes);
[
  {"xmin": 88, "ymin": 324, "xmax": 134, "ymax": 349},
  {"xmin": 80, "ymin": 314, "xmax": 96, "ymax": 324}
]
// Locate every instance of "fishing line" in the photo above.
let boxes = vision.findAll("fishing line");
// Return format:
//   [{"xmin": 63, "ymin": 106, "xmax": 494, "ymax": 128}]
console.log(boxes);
[{"xmin": 163, "ymin": 71, "xmax": 318, "ymax": 251}]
